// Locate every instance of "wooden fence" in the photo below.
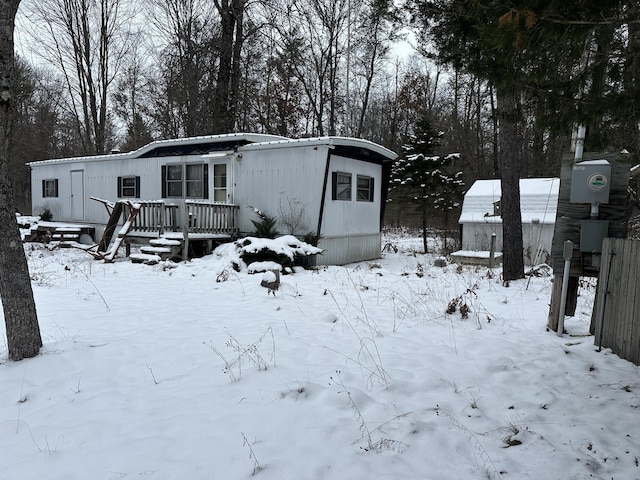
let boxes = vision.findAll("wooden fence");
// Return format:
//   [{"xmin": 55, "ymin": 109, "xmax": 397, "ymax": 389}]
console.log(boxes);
[{"xmin": 591, "ymin": 238, "xmax": 640, "ymax": 365}]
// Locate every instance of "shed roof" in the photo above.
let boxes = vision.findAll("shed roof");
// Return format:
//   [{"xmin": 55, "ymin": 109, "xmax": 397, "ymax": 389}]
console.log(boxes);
[{"xmin": 459, "ymin": 177, "xmax": 559, "ymax": 224}]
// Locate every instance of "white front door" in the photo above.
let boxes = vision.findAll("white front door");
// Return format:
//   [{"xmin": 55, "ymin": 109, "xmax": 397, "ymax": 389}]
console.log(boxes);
[
  {"xmin": 213, "ymin": 163, "xmax": 232, "ymax": 203},
  {"xmin": 70, "ymin": 170, "xmax": 84, "ymax": 220}
]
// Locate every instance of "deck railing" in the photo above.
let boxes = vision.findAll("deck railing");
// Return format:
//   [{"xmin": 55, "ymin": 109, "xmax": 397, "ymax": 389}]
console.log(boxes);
[
  {"xmin": 127, "ymin": 201, "xmax": 178, "ymax": 235},
  {"xmin": 185, "ymin": 200, "xmax": 238, "ymax": 235},
  {"xmin": 127, "ymin": 200, "xmax": 238, "ymax": 237}
]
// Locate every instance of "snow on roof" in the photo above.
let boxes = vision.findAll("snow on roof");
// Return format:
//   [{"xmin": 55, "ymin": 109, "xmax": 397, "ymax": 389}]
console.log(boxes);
[{"xmin": 459, "ymin": 177, "xmax": 559, "ymax": 224}]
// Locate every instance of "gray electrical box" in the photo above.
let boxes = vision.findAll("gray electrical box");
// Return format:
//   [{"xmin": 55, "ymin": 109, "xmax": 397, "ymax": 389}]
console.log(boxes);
[
  {"xmin": 580, "ymin": 219, "xmax": 609, "ymax": 252},
  {"xmin": 570, "ymin": 160, "xmax": 611, "ymax": 204}
]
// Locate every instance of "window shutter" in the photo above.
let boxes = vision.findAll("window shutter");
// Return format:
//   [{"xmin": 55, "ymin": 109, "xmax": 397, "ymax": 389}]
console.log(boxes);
[
  {"xmin": 54, "ymin": 179, "xmax": 58, "ymax": 197},
  {"xmin": 41, "ymin": 180, "xmax": 45, "ymax": 197},
  {"xmin": 135, "ymin": 176, "xmax": 141, "ymax": 198},
  {"xmin": 331, "ymin": 172, "xmax": 337, "ymax": 200},
  {"xmin": 117, "ymin": 177, "xmax": 123, "ymax": 197},
  {"xmin": 203, "ymin": 165, "xmax": 209, "ymax": 199},
  {"xmin": 370, "ymin": 178, "xmax": 375, "ymax": 202},
  {"xmin": 161, "ymin": 166, "xmax": 167, "ymax": 198}
]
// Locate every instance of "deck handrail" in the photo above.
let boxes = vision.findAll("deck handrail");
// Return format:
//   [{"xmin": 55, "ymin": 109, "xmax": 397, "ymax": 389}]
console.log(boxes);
[
  {"xmin": 185, "ymin": 200, "xmax": 239, "ymax": 235},
  {"xmin": 127, "ymin": 200, "xmax": 238, "ymax": 236}
]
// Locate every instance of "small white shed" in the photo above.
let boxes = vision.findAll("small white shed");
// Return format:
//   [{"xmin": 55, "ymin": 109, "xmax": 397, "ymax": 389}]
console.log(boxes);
[
  {"xmin": 459, "ymin": 178, "xmax": 560, "ymax": 265},
  {"xmin": 28, "ymin": 133, "xmax": 397, "ymax": 265}
]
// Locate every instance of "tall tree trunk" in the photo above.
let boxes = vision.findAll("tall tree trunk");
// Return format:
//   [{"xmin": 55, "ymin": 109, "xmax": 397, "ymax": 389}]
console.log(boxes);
[
  {"xmin": 0, "ymin": 0, "xmax": 43, "ymax": 360},
  {"xmin": 622, "ymin": 7, "xmax": 640, "ymax": 154},
  {"xmin": 213, "ymin": 0, "xmax": 244, "ymax": 133},
  {"xmin": 497, "ymin": 88, "xmax": 524, "ymax": 281}
]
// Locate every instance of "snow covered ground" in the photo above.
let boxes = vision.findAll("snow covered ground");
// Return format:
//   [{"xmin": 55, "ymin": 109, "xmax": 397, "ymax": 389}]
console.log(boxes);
[{"xmin": 1, "ymin": 232, "xmax": 639, "ymax": 480}]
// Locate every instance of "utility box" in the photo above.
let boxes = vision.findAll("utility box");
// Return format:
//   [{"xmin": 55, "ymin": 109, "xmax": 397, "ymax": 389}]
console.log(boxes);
[
  {"xmin": 570, "ymin": 160, "xmax": 612, "ymax": 204},
  {"xmin": 580, "ymin": 219, "xmax": 609, "ymax": 252}
]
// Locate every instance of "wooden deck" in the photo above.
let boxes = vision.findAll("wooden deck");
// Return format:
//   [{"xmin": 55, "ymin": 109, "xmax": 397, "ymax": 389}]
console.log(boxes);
[{"xmin": 126, "ymin": 200, "xmax": 239, "ymax": 238}]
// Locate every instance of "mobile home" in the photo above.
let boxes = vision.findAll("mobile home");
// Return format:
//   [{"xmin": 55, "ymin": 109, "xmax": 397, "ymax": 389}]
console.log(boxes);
[{"xmin": 29, "ymin": 133, "xmax": 397, "ymax": 265}]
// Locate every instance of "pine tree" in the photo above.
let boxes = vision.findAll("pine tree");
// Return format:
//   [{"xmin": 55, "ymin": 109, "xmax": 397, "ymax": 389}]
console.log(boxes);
[
  {"xmin": 411, "ymin": 0, "xmax": 635, "ymax": 279},
  {"xmin": 390, "ymin": 116, "xmax": 463, "ymax": 253}
]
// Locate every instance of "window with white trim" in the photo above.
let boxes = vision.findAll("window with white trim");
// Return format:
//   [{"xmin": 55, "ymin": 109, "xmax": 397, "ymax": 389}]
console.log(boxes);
[
  {"xmin": 213, "ymin": 164, "xmax": 227, "ymax": 202},
  {"xmin": 42, "ymin": 179, "xmax": 58, "ymax": 198},
  {"xmin": 332, "ymin": 172, "xmax": 352, "ymax": 200},
  {"xmin": 356, "ymin": 175, "xmax": 374, "ymax": 202},
  {"xmin": 162, "ymin": 163, "xmax": 208, "ymax": 199},
  {"xmin": 117, "ymin": 176, "xmax": 140, "ymax": 198}
]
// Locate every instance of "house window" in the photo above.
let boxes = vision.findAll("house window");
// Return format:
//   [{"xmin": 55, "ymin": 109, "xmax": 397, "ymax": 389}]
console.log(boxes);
[
  {"xmin": 332, "ymin": 172, "xmax": 352, "ymax": 200},
  {"xmin": 213, "ymin": 164, "xmax": 227, "ymax": 202},
  {"xmin": 166, "ymin": 165, "xmax": 183, "ymax": 197},
  {"xmin": 42, "ymin": 179, "xmax": 58, "ymax": 198},
  {"xmin": 117, "ymin": 176, "xmax": 140, "ymax": 198},
  {"xmin": 162, "ymin": 163, "xmax": 208, "ymax": 199},
  {"xmin": 356, "ymin": 175, "xmax": 374, "ymax": 202}
]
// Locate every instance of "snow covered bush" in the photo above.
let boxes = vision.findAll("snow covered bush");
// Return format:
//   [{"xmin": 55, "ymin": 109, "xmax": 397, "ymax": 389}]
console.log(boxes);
[{"xmin": 214, "ymin": 235, "xmax": 322, "ymax": 272}]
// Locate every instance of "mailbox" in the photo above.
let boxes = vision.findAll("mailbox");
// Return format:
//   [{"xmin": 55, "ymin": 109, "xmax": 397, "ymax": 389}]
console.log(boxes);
[{"xmin": 569, "ymin": 159, "xmax": 611, "ymax": 204}]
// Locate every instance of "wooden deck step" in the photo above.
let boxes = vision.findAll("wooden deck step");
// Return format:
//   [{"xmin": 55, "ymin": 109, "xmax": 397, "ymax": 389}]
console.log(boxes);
[
  {"xmin": 150, "ymin": 238, "xmax": 182, "ymax": 247},
  {"xmin": 148, "ymin": 237, "xmax": 183, "ymax": 259},
  {"xmin": 140, "ymin": 246, "xmax": 172, "ymax": 254},
  {"xmin": 53, "ymin": 233, "xmax": 80, "ymax": 240},
  {"xmin": 130, "ymin": 253, "xmax": 162, "ymax": 265}
]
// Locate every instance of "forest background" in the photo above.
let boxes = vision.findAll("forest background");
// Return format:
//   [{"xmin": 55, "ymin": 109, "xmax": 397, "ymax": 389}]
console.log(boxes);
[{"xmin": 9, "ymin": 0, "xmax": 640, "ymax": 234}]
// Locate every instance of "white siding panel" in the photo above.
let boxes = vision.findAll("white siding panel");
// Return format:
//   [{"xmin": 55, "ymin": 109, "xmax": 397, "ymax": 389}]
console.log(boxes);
[
  {"xmin": 461, "ymin": 222, "xmax": 555, "ymax": 265},
  {"xmin": 235, "ymin": 146, "xmax": 326, "ymax": 235},
  {"xmin": 321, "ymin": 156, "xmax": 381, "ymax": 237},
  {"xmin": 317, "ymin": 234, "xmax": 381, "ymax": 265}
]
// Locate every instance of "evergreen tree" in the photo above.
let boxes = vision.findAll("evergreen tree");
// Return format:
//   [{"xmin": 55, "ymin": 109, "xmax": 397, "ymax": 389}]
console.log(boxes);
[
  {"xmin": 411, "ymin": 0, "xmax": 636, "ymax": 279},
  {"xmin": 390, "ymin": 115, "xmax": 463, "ymax": 253}
]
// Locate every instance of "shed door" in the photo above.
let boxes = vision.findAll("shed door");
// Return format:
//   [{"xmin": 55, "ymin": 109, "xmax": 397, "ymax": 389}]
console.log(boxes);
[{"xmin": 70, "ymin": 170, "xmax": 84, "ymax": 220}]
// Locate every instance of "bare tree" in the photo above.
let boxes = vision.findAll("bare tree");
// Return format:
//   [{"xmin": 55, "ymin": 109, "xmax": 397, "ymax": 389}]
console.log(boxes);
[
  {"xmin": 271, "ymin": 0, "xmax": 350, "ymax": 136},
  {"xmin": 21, "ymin": 0, "xmax": 135, "ymax": 154},
  {"xmin": 212, "ymin": 0, "xmax": 245, "ymax": 133},
  {"xmin": 149, "ymin": 0, "xmax": 218, "ymax": 137},
  {"xmin": 112, "ymin": 42, "xmax": 155, "ymax": 151},
  {"xmin": 0, "ymin": 0, "xmax": 42, "ymax": 360},
  {"xmin": 349, "ymin": 0, "xmax": 398, "ymax": 138}
]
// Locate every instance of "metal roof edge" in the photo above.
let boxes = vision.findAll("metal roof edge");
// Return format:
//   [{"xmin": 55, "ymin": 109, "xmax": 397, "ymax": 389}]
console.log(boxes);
[
  {"xmin": 27, "ymin": 133, "xmax": 291, "ymax": 167},
  {"xmin": 238, "ymin": 136, "xmax": 397, "ymax": 160}
]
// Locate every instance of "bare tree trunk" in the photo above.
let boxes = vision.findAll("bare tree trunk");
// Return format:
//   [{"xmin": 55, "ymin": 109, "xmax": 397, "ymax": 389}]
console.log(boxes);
[
  {"xmin": 213, "ymin": 0, "xmax": 244, "ymax": 133},
  {"xmin": 0, "ymin": 0, "xmax": 42, "ymax": 360},
  {"xmin": 497, "ymin": 88, "xmax": 524, "ymax": 281}
]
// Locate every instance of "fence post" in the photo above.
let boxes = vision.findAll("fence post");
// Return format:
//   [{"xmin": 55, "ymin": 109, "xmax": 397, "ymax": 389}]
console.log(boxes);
[{"xmin": 557, "ymin": 240, "xmax": 573, "ymax": 337}]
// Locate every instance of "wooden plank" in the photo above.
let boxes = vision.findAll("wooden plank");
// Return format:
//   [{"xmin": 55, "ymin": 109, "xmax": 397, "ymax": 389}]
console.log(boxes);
[
  {"xmin": 591, "ymin": 238, "xmax": 612, "ymax": 337},
  {"xmin": 621, "ymin": 240, "xmax": 640, "ymax": 363},
  {"xmin": 594, "ymin": 238, "xmax": 640, "ymax": 365},
  {"xmin": 612, "ymin": 239, "xmax": 629, "ymax": 357},
  {"xmin": 547, "ymin": 275, "xmax": 563, "ymax": 331},
  {"xmin": 98, "ymin": 201, "xmax": 123, "ymax": 252},
  {"xmin": 608, "ymin": 239, "xmax": 625, "ymax": 354}
]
